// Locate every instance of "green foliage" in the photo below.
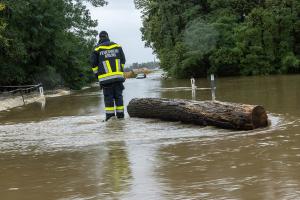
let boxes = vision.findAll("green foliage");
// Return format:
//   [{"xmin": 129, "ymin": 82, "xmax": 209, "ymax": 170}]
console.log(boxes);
[
  {"xmin": 0, "ymin": 2, "xmax": 8, "ymax": 48},
  {"xmin": 0, "ymin": 0, "xmax": 106, "ymax": 89},
  {"xmin": 135, "ymin": 0, "xmax": 300, "ymax": 78},
  {"xmin": 282, "ymin": 52, "xmax": 300, "ymax": 73}
]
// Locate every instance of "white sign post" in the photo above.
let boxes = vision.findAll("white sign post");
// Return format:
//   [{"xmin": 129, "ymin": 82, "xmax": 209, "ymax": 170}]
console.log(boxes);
[{"xmin": 210, "ymin": 74, "xmax": 216, "ymax": 101}]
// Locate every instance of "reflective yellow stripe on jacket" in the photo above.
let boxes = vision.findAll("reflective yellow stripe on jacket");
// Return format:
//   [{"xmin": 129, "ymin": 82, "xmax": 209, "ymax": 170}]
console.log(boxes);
[
  {"xmin": 95, "ymin": 44, "xmax": 121, "ymax": 51},
  {"xmin": 98, "ymin": 72, "xmax": 124, "ymax": 80},
  {"xmin": 95, "ymin": 44, "xmax": 124, "ymax": 82},
  {"xmin": 105, "ymin": 60, "xmax": 112, "ymax": 73},
  {"xmin": 92, "ymin": 66, "xmax": 99, "ymax": 74},
  {"xmin": 97, "ymin": 60, "xmax": 124, "ymax": 82}
]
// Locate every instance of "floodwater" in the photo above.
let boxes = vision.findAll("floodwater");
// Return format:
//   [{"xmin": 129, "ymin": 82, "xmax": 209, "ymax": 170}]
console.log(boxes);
[{"xmin": 0, "ymin": 72, "xmax": 300, "ymax": 200}]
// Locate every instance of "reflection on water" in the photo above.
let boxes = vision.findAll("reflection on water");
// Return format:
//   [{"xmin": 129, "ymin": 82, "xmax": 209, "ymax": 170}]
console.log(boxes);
[
  {"xmin": 156, "ymin": 129, "xmax": 300, "ymax": 200},
  {"xmin": 0, "ymin": 73, "xmax": 300, "ymax": 200},
  {"xmin": 98, "ymin": 142, "xmax": 132, "ymax": 199}
]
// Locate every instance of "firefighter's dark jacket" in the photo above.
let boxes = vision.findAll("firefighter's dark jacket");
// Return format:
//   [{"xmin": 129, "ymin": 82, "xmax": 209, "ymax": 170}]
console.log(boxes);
[{"xmin": 91, "ymin": 39, "xmax": 126, "ymax": 85}]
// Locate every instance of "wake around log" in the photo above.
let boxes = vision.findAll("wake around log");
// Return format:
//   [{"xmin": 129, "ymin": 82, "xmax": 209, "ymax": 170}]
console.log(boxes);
[{"xmin": 127, "ymin": 98, "xmax": 269, "ymax": 130}]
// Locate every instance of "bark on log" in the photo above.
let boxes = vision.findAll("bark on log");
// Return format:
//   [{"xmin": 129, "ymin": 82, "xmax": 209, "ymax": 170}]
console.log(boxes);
[{"xmin": 127, "ymin": 98, "xmax": 268, "ymax": 130}]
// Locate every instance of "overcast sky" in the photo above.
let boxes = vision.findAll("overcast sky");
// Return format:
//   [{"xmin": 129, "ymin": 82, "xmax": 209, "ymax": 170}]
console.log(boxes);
[{"xmin": 89, "ymin": 0, "xmax": 155, "ymax": 66}]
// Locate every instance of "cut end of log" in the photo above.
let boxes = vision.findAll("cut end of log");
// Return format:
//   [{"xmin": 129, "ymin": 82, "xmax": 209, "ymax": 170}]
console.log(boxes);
[{"xmin": 252, "ymin": 106, "xmax": 269, "ymax": 129}]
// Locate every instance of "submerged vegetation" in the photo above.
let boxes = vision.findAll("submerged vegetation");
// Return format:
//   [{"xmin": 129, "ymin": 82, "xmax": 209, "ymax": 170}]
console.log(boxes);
[
  {"xmin": 0, "ymin": 0, "xmax": 107, "ymax": 89},
  {"xmin": 135, "ymin": 0, "xmax": 300, "ymax": 78}
]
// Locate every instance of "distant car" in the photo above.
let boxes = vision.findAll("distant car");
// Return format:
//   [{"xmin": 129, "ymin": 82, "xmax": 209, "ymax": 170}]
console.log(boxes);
[{"xmin": 136, "ymin": 73, "xmax": 146, "ymax": 79}]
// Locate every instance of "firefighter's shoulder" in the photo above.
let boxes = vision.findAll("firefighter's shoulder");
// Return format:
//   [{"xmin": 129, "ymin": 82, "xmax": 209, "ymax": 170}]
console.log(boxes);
[{"xmin": 95, "ymin": 42, "xmax": 121, "ymax": 51}]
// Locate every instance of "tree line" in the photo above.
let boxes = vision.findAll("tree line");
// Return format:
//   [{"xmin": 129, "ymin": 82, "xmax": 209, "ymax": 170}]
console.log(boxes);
[
  {"xmin": 0, "ymin": 0, "xmax": 106, "ymax": 89},
  {"xmin": 135, "ymin": 0, "xmax": 300, "ymax": 78},
  {"xmin": 126, "ymin": 61, "xmax": 160, "ymax": 71}
]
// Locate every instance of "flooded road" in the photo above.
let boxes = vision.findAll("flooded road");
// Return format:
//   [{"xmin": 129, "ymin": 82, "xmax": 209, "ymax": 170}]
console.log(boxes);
[{"xmin": 1, "ymin": 73, "xmax": 300, "ymax": 200}]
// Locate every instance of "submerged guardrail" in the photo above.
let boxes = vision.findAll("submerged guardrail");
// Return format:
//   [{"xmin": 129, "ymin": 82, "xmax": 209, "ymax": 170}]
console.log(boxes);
[
  {"xmin": 160, "ymin": 74, "xmax": 217, "ymax": 101},
  {"xmin": 0, "ymin": 84, "xmax": 44, "ymax": 105}
]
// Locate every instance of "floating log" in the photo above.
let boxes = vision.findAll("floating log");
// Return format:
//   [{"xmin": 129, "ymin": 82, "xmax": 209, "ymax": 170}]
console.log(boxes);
[{"xmin": 127, "ymin": 98, "xmax": 268, "ymax": 130}]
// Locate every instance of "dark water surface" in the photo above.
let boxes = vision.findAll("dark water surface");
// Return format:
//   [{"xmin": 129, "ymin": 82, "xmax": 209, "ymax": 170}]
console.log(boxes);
[{"xmin": 0, "ymin": 73, "xmax": 300, "ymax": 200}]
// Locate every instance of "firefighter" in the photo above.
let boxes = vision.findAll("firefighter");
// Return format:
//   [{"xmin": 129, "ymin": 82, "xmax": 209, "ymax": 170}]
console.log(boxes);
[{"xmin": 91, "ymin": 31, "xmax": 126, "ymax": 121}]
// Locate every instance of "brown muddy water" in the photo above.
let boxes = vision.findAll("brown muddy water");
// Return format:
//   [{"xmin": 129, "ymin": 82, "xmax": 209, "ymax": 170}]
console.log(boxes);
[{"xmin": 0, "ymin": 73, "xmax": 300, "ymax": 200}]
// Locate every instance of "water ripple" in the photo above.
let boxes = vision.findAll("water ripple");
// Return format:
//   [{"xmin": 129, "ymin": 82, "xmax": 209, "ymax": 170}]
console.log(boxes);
[{"xmin": 0, "ymin": 113, "xmax": 297, "ymax": 153}]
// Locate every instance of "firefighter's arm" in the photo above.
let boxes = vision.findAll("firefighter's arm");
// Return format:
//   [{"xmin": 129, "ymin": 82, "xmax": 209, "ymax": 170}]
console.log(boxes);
[
  {"xmin": 119, "ymin": 47, "xmax": 126, "ymax": 69},
  {"xmin": 91, "ymin": 50, "xmax": 99, "ymax": 79},
  {"xmin": 119, "ymin": 47, "xmax": 127, "ymax": 80}
]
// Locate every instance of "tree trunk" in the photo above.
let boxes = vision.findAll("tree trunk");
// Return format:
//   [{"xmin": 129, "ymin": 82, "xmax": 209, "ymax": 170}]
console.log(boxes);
[{"xmin": 127, "ymin": 98, "xmax": 268, "ymax": 130}]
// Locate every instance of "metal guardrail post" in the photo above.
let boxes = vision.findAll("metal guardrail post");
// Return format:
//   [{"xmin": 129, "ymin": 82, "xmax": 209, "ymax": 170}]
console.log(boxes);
[{"xmin": 20, "ymin": 89, "xmax": 25, "ymax": 105}]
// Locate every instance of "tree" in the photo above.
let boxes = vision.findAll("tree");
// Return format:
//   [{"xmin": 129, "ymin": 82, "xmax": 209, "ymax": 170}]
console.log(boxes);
[
  {"xmin": 0, "ymin": 0, "xmax": 107, "ymax": 89},
  {"xmin": 0, "ymin": 2, "xmax": 9, "ymax": 48},
  {"xmin": 135, "ymin": 0, "xmax": 300, "ymax": 78}
]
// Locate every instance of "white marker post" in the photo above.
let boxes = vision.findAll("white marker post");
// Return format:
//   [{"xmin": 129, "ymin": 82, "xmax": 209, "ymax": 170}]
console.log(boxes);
[
  {"xmin": 39, "ymin": 86, "xmax": 44, "ymax": 96},
  {"xmin": 38, "ymin": 85, "xmax": 46, "ymax": 110},
  {"xmin": 191, "ymin": 78, "xmax": 196, "ymax": 100},
  {"xmin": 210, "ymin": 74, "xmax": 216, "ymax": 101}
]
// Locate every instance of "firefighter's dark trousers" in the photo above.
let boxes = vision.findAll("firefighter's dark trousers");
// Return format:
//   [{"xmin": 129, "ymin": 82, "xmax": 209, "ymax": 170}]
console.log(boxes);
[{"xmin": 102, "ymin": 82, "xmax": 125, "ymax": 120}]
